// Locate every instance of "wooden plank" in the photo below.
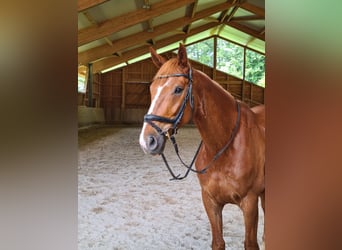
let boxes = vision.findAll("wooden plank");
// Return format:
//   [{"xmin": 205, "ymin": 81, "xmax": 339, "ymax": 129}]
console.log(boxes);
[
  {"xmin": 225, "ymin": 5, "xmax": 240, "ymax": 23},
  {"xmin": 242, "ymin": 47, "xmax": 246, "ymax": 101},
  {"xmin": 92, "ymin": 22, "xmax": 219, "ymax": 73},
  {"xmin": 78, "ymin": 0, "xmax": 109, "ymax": 12},
  {"xmin": 240, "ymin": 2, "xmax": 265, "ymax": 18},
  {"xmin": 78, "ymin": 0, "xmax": 195, "ymax": 46},
  {"xmin": 217, "ymin": 80, "xmax": 242, "ymax": 85},
  {"xmin": 227, "ymin": 21, "xmax": 265, "ymax": 41},
  {"xmin": 231, "ymin": 15, "xmax": 264, "ymax": 21},
  {"xmin": 122, "ymin": 68, "xmax": 126, "ymax": 109},
  {"xmin": 79, "ymin": 1, "xmax": 235, "ymax": 64},
  {"xmin": 83, "ymin": 11, "xmax": 113, "ymax": 47},
  {"xmin": 183, "ymin": 0, "xmax": 199, "ymax": 35}
]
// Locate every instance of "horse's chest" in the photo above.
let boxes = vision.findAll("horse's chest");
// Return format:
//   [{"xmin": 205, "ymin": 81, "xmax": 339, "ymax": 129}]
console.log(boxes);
[
  {"xmin": 199, "ymin": 171, "xmax": 245, "ymax": 204},
  {"xmin": 195, "ymin": 136, "xmax": 262, "ymax": 204}
]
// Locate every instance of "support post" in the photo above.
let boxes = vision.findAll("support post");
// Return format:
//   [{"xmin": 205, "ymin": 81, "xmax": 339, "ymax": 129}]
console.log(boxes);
[
  {"xmin": 213, "ymin": 36, "xmax": 217, "ymax": 80},
  {"xmin": 121, "ymin": 67, "xmax": 126, "ymax": 122},
  {"xmin": 242, "ymin": 47, "xmax": 246, "ymax": 103},
  {"xmin": 87, "ymin": 63, "xmax": 93, "ymax": 107}
]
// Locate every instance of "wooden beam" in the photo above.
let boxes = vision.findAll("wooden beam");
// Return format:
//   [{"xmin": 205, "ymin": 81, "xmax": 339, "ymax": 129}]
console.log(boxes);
[
  {"xmin": 218, "ymin": 4, "xmax": 240, "ymax": 35},
  {"xmin": 231, "ymin": 15, "xmax": 264, "ymax": 21},
  {"xmin": 83, "ymin": 11, "xmax": 113, "ymax": 46},
  {"xmin": 240, "ymin": 2, "xmax": 264, "ymax": 18},
  {"xmin": 78, "ymin": 0, "xmax": 109, "ymax": 12},
  {"xmin": 183, "ymin": 0, "xmax": 198, "ymax": 34},
  {"xmin": 217, "ymin": 0, "xmax": 236, "ymax": 22},
  {"xmin": 242, "ymin": 46, "xmax": 246, "ymax": 102},
  {"xmin": 245, "ymin": 27, "xmax": 265, "ymax": 46},
  {"xmin": 189, "ymin": 0, "xmax": 198, "ymax": 19},
  {"xmin": 225, "ymin": 5, "xmax": 240, "ymax": 23},
  {"xmin": 246, "ymin": 36, "xmax": 256, "ymax": 46},
  {"xmin": 92, "ymin": 22, "xmax": 220, "ymax": 73},
  {"xmin": 203, "ymin": 17, "xmax": 220, "ymax": 23},
  {"xmin": 218, "ymin": 8, "xmax": 229, "ymax": 22},
  {"xmin": 83, "ymin": 11, "xmax": 97, "ymax": 25},
  {"xmin": 146, "ymin": 19, "xmax": 154, "ymax": 32},
  {"xmin": 79, "ymin": 1, "xmax": 235, "ymax": 64},
  {"xmin": 213, "ymin": 36, "xmax": 217, "ymax": 79},
  {"xmin": 79, "ymin": 18, "xmax": 189, "ymax": 64},
  {"xmin": 170, "ymin": 30, "xmax": 187, "ymax": 35},
  {"xmin": 227, "ymin": 21, "xmax": 265, "ymax": 41},
  {"xmin": 78, "ymin": 0, "xmax": 195, "ymax": 46},
  {"xmin": 104, "ymin": 37, "xmax": 113, "ymax": 46}
]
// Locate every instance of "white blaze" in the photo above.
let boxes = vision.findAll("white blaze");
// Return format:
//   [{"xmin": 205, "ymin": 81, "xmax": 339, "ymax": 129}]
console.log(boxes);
[{"xmin": 139, "ymin": 80, "xmax": 170, "ymax": 152}]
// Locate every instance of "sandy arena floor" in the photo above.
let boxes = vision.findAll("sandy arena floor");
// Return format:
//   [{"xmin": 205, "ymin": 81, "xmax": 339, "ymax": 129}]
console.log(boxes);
[{"xmin": 78, "ymin": 126, "xmax": 264, "ymax": 250}]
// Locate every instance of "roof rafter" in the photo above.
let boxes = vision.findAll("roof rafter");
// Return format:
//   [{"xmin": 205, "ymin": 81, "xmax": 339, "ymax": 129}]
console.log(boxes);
[
  {"xmin": 83, "ymin": 11, "xmax": 113, "ymax": 46},
  {"xmin": 227, "ymin": 21, "xmax": 265, "ymax": 41},
  {"xmin": 230, "ymin": 15, "xmax": 264, "ymax": 21},
  {"xmin": 92, "ymin": 22, "xmax": 221, "ymax": 73},
  {"xmin": 240, "ymin": 2, "xmax": 264, "ymax": 18},
  {"xmin": 78, "ymin": 0, "xmax": 109, "ymax": 12},
  {"xmin": 218, "ymin": 0, "xmax": 238, "ymax": 22},
  {"xmin": 218, "ymin": 4, "xmax": 240, "ymax": 35},
  {"xmin": 79, "ymin": 1, "xmax": 236, "ymax": 64},
  {"xmin": 183, "ymin": 0, "xmax": 198, "ymax": 33},
  {"xmin": 78, "ymin": 0, "xmax": 195, "ymax": 46}
]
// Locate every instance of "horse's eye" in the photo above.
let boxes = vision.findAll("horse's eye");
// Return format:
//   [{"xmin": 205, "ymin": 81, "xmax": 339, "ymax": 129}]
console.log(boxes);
[{"xmin": 174, "ymin": 86, "xmax": 183, "ymax": 94}]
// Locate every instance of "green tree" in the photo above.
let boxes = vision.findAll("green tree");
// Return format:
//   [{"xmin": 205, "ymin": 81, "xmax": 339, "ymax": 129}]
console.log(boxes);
[
  {"xmin": 245, "ymin": 49, "xmax": 265, "ymax": 87},
  {"xmin": 185, "ymin": 37, "xmax": 265, "ymax": 88},
  {"xmin": 186, "ymin": 38, "xmax": 214, "ymax": 67},
  {"xmin": 216, "ymin": 38, "xmax": 244, "ymax": 79}
]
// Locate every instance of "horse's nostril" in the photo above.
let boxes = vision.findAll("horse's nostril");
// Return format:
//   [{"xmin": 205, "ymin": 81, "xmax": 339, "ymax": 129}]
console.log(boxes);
[{"xmin": 147, "ymin": 135, "xmax": 158, "ymax": 151}]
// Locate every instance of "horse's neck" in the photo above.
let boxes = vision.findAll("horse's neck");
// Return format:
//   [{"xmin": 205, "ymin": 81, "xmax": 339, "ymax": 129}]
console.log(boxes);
[{"xmin": 192, "ymin": 70, "xmax": 238, "ymax": 152}]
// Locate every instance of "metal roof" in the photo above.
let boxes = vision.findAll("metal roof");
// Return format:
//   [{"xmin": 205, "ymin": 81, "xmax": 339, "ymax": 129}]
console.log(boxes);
[{"xmin": 78, "ymin": 0, "xmax": 265, "ymax": 73}]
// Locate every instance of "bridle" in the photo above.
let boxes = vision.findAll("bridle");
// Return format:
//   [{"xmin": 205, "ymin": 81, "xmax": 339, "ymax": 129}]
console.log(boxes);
[
  {"xmin": 143, "ymin": 67, "xmax": 241, "ymax": 181},
  {"xmin": 144, "ymin": 67, "xmax": 194, "ymax": 135}
]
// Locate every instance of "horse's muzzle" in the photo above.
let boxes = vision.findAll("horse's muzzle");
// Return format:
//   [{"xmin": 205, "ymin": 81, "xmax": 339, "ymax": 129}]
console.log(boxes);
[{"xmin": 140, "ymin": 132, "xmax": 166, "ymax": 155}]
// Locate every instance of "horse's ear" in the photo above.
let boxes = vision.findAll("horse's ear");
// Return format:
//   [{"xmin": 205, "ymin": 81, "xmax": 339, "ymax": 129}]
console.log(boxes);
[
  {"xmin": 150, "ymin": 47, "xmax": 166, "ymax": 68},
  {"xmin": 177, "ymin": 43, "xmax": 189, "ymax": 68}
]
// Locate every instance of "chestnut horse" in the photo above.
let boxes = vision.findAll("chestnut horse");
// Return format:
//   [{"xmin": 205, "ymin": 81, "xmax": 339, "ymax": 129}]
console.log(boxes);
[{"xmin": 139, "ymin": 44, "xmax": 265, "ymax": 250}]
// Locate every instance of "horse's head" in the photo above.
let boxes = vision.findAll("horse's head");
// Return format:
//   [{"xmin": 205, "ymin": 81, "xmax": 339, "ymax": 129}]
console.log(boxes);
[{"xmin": 139, "ymin": 44, "xmax": 193, "ymax": 155}]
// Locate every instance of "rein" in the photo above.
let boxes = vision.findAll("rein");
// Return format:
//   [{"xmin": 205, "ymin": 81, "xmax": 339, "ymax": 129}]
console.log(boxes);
[
  {"xmin": 164, "ymin": 100, "xmax": 240, "ymax": 180},
  {"xmin": 144, "ymin": 68, "xmax": 241, "ymax": 181}
]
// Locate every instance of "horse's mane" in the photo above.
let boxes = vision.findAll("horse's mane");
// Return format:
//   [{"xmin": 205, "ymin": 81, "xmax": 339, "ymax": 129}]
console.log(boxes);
[{"xmin": 195, "ymin": 69, "xmax": 235, "ymax": 100}]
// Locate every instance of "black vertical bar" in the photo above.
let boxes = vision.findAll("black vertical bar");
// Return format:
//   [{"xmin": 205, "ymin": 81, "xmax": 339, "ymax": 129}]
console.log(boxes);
[
  {"xmin": 88, "ymin": 63, "xmax": 93, "ymax": 107},
  {"xmin": 213, "ymin": 36, "xmax": 217, "ymax": 79},
  {"xmin": 242, "ymin": 47, "xmax": 246, "ymax": 102}
]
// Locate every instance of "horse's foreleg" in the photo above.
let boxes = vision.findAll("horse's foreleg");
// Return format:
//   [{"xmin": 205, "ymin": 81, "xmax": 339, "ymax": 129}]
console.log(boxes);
[
  {"xmin": 260, "ymin": 190, "xmax": 265, "ymax": 250},
  {"xmin": 260, "ymin": 190, "xmax": 265, "ymax": 243},
  {"xmin": 201, "ymin": 190, "xmax": 225, "ymax": 250},
  {"xmin": 241, "ymin": 194, "xmax": 259, "ymax": 250}
]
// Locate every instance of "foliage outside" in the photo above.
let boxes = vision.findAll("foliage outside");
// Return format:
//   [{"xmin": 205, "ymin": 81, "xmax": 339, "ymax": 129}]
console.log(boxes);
[
  {"xmin": 186, "ymin": 37, "xmax": 265, "ymax": 87},
  {"xmin": 245, "ymin": 49, "xmax": 265, "ymax": 87},
  {"xmin": 216, "ymin": 38, "xmax": 244, "ymax": 80},
  {"xmin": 186, "ymin": 38, "xmax": 214, "ymax": 67}
]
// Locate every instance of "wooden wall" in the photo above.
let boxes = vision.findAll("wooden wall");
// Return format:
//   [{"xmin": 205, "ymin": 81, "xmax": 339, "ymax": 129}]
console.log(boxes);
[
  {"xmin": 78, "ymin": 73, "xmax": 101, "ymax": 107},
  {"xmin": 99, "ymin": 60, "xmax": 157, "ymax": 123},
  {"xmin": 94, "ymin": 53, "xmax": 264, "ymax": 124}
]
